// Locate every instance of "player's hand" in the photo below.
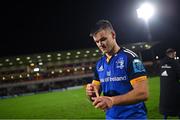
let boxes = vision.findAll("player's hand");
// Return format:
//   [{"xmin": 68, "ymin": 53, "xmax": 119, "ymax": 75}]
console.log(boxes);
[
  {"xmin": 92, "ymin": 96, "xmax": 113, "ymax": 111},
  {"xmin": 86, "ymin": 84, "xmax": 96, "ymax": 97}
]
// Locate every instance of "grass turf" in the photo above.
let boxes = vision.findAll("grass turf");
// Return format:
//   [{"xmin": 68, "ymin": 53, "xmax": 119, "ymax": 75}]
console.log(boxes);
[{"xmin": 0, "ymin": 77, "xmax": 179, "ymax": 119}]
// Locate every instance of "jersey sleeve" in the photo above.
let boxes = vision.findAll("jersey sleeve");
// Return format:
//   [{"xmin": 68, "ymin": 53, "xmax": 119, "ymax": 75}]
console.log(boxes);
[
  {"xmin": 92, "ymin": 66, "xmax": 101, "ymax": 85},
  {"xmin": 127, "ymin": 57, "xmax": 148, "ymax": 85}
]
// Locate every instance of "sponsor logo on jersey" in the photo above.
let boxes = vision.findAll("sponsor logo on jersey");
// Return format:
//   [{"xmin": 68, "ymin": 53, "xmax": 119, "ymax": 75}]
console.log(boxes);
[
  {"xmin": 116, "ymin": 58, "xmax": 124, "ymax": 69},
  {"xmin": 132, "ymin": 59, "xmax": 146, "ymax": 73},
  {"xmin": 161, "ymin": 64, "xmax": 172, "ymax": 69},
  {"xmin": 100, "ymin": 76, "xmax": 127, "ymax": 83}
]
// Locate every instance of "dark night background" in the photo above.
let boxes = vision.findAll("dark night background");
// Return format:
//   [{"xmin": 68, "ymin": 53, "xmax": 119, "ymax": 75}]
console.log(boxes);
[{"xmin": 1, "ymin": 0, "xmax": 180, "ymax": 59}]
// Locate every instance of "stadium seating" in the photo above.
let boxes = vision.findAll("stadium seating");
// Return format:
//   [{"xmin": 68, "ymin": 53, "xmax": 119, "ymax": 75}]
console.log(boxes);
[{"xmin": 0, "ymin": 42, "xmax": 161, "ymax": 97}]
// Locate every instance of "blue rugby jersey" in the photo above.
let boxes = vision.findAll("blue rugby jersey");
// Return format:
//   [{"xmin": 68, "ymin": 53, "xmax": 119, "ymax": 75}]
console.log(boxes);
[{"xmin": 93, "ymin": 48, "xmax": 147, "ymax": 119}]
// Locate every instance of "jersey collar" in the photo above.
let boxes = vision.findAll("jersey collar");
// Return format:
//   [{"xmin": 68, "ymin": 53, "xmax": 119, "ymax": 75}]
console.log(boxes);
[{"xmin": 105, "ymin": 47, "xmax": 122, "ymax": 63}]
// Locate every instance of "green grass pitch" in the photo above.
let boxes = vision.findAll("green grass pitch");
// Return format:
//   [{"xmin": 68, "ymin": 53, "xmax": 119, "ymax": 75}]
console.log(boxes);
[{"xmin": 0, "ymin": 77, "xmax": 179, "ymax": 119}]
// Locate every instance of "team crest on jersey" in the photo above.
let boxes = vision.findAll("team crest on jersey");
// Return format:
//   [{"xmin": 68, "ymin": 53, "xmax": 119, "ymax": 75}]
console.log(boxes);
[
  {"xmin": 132, "ymin": 59, "xmax": 145, "ymax": 73},
  {"xmin": 116, "ymin": 58, "xmax": 124, "ymax": 69},
  {"xmin": 98, "ymin": 65, "xmax": 104, "ymax": 72}
]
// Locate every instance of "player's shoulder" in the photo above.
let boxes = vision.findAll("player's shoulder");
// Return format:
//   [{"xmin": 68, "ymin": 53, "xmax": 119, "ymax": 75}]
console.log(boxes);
[
  {"xmin": 96, "ymin": 55, "xmax": 106, "ymax": 66},
  {"xmin": 121, "ymin": 47, "xmax": 138, "ymax": 59}
]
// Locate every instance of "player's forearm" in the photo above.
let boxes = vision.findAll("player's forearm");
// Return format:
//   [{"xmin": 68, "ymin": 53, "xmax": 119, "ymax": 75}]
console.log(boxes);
[
  {"xmin": 111, "ymin": 81, "xmax": 149, "ymax": 105},
  {"xmin": 111, "ymin": 89, "xmax": 148, "ymax": 105}
]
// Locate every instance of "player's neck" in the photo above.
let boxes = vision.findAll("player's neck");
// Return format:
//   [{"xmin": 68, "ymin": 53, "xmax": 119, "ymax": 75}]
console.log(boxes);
[{"xmin": 106, "ymin": 45, "xmax": 120, "ymax": 58}]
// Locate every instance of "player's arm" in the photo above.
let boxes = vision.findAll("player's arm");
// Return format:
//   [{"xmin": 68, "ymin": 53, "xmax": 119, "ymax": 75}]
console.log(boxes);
[
  {"xmin": 111, "ymin": 57, "xmax": 149, "ymax": 105},
  {"xmin": 93, "ymin": 57, "xmax": 149, "ymax": 110},
  {"xmin": 93, "ymin": 76, "xmax": 148, "ymax": 110},
  {"xmin": 110, "ymin": 76, "xmax": 149, "ymax": 105}
]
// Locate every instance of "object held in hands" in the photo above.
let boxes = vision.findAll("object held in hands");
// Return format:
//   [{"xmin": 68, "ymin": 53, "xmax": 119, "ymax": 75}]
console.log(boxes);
[
  {"xmin": 92, "ymin": 80, "xmax": 100, "ymax": 97},
  {"xmin": 94, "ymin": 86, "xmax": 99, "ymax": 97}
]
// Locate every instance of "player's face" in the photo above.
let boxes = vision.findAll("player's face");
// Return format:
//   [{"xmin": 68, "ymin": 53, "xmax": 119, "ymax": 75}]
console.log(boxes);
[{"xmin": 93, "ymin": 29, "xmax": 116, "ymax": 54}]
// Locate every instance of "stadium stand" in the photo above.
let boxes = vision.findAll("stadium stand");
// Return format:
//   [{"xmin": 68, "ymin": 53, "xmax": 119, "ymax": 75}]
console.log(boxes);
[{"xmin": 0, "ymin": 42, "xmax": 160, "ymax": 97}]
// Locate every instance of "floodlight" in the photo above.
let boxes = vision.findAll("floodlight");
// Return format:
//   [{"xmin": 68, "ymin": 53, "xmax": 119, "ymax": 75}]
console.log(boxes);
[
  {"xmin": 34, "ymin": 67, "xmax": 40, "ymax": 72},
  {"xmin": 137, "ymin": 3, "xmax": 155, "ymax": 21},
  {"xmin": 155, "ymin": 56, "xmax": 159, "ymax": 59}
]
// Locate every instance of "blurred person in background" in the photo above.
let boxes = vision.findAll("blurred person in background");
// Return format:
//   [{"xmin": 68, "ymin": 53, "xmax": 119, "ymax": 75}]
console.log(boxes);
[
  {"xmin": 159, "ymin": 48, "xmax": 180, "ymax": 119},
  {"xmin": 86, "ymin": 19, "xmax": 149, "ymax": 119}
]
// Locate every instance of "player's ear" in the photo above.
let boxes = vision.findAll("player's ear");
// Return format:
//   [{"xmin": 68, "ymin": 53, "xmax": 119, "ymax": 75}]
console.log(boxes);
[{"xmin": 111, "ymin": 31, "xmax": 116, "ymax": 40}]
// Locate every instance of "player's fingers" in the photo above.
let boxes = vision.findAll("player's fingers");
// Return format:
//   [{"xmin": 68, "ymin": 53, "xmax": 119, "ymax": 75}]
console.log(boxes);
[
  {"xmin": 92, "ymin": 97, "xmax": 101, "ymax": 106},
  {"xmin": 100, "ymin": 103, "xmax": 108, "ymax": 111},
  {"xmin": 86, "ymin": 90, "xmax": 94, "ymax": 96},
  {"xmin": 86, "ymin": 84, "xmax": 94, "ymax": 91},
  {"xmin": 95, "ymin": 101, "xmax": 106, "ymax": 109},
  {"xmin": 91, "ymin": 97, "xmax": 96, "ymax": 101},
  {"xmin": 86, "ymin": 84, "xmax": 94, "ymax": 92}
]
